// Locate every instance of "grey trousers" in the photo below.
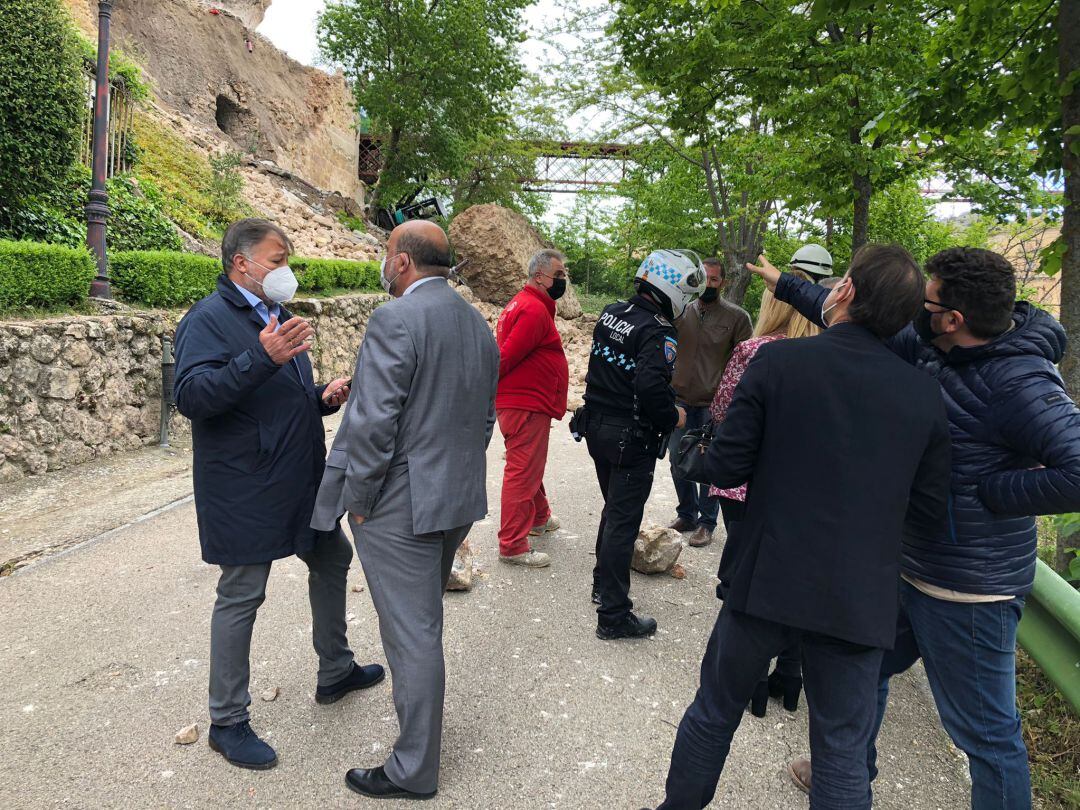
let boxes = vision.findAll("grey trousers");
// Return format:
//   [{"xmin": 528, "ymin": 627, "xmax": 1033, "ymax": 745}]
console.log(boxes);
[
  {"xmin": 348, "ymin": 468, "xmax": 470, "ymax": 794},
  {"xmin": 208, "ymin": 528, "xmax": 355, "ymax": 726}
]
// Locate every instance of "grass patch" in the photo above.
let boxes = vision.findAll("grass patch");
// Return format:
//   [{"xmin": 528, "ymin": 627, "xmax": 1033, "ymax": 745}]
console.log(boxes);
[
  {"xmin": 575, "ymin": 291, "xmax": 610, "ymax": 315},
  {"xmin": 1023, "ymin": 517, "xmax": 1080, "ymax": 808},
  {"xmin": 132, "ymin": 112, "xmax": 250, "ymax": 239},
  {"xmin": 0, "ymin": 300, "xmax": 100, "ymax": 320},
  {"xmin": 1018, "ymin": 649, "xmax": 1080, "ymax": 807}
]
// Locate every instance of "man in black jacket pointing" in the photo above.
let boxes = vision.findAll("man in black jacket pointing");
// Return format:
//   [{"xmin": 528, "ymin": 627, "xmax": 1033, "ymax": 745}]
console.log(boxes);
[{"xmin": 652, "ymin": 245, "xmax": 951, "ymax": 810}]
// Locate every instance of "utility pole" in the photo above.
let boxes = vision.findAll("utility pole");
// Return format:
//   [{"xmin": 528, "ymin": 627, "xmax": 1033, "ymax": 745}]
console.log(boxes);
[{"xmin": 86, "ymin": 1, "xmax": 114, "ymax": 300}]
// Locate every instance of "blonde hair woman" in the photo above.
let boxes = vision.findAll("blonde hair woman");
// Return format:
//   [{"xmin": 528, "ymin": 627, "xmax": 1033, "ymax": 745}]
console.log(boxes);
[{"xmin": 708, "ymin": 270, "xmax": 822, "ymax": 717}]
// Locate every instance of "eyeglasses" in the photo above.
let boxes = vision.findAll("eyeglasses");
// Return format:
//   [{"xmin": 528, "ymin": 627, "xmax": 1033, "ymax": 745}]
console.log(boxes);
[{"xmin": 924, "ymin": 298, "xmax": 964, "ymax": 316}]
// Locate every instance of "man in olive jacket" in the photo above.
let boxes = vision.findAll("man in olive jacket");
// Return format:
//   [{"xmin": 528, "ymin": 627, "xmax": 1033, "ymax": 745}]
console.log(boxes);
[
  {"xmin": 668, "ymin": 257, "xmax": 752, "ymax": 547},
  {"xmin": 174, "ymin": 219, "xmax": 384, "ymax": 772}
]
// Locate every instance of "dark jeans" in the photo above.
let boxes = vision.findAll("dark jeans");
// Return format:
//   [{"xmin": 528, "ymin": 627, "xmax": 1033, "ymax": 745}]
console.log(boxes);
[
  {"xmin": 716, "ymin": 496, "xmax": 802, "ymax": 686},
  {"xmin": 587, "ymin": 420, "xmax": 657, "ymax": 627},
  {"xmin": 668, "ymin": 405, "xmax": 718, "ymax": 530},
  {"xmin": 658, "ymin": 605, "xmax": 882, "ymax": 810},
  {"xmin": 869, "ymin": 580, "xmax": 1030, "ymax": 809}
]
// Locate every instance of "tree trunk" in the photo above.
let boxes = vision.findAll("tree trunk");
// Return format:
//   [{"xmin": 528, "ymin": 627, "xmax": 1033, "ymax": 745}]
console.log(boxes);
[
  {"xmin": 826, "ymin": 217, "xmax": 834, "ymax": 249},
  {"xmin": 723, "ymin": 248, "xmax": 754, "ymax": 306},
  {"xmin": 370, "ymin": 126, "xmax": 402, "ymax": 212},
  {"xmin": 1057, "ymin": 0, "xmax": 1080, "ymax": 576},
  {"xmin": 852, "ymin": 172, "xmax": 872, "ymax": 254}
]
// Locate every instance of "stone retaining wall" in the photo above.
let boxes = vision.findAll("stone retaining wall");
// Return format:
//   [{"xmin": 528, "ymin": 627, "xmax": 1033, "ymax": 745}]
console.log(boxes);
[
  {"xmin": 0, "ymin": 293, "xmax": 387, "ymax": 483},
  {"xmin": 0, "ymin": 290, "xmax": 596, "ymax": 483},
  {"xmin": 0, "ymin": 313, "xmax": 180, "ymax": 483}
]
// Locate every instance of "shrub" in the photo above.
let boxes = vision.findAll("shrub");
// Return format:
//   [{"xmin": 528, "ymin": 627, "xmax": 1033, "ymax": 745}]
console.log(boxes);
[
  {"xmin": 109, "ymin": 177, "xmax": 184, "ymax": 252},
  {"xmin": 0, "ymin": 240, "xmax": 95, "ymax": 310},
  {"xmin": 111, "ymin": 251, "xmax": 220, "ymax": 308},
  {"xmin": 208, "ymin": 152, "xmax": 246, "ymax": 225},
  {"xmin": 0, "ymin": 166, "xmax": 183, "ymax": 252},
  {"xmin": 110, "ymin": 251, "xmax": 382, "ymax": 308},
  {"xmin": 0, "ymin": 0, "xmax": 84, "ymax": 209},
  {"xmin": 291, "ymin": 257, "xmax": 381, "ymax": 292}
]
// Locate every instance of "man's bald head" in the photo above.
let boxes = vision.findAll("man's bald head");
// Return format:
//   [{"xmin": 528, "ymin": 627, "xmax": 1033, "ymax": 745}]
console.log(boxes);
[{"xmin": 389, "ymin": 220, "xmax": 453, "ymax": 275}]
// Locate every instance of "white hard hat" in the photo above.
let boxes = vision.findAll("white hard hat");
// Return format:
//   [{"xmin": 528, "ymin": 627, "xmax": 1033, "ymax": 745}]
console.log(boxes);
[
  {"xmin": 634, "ymin": 249, "xmax": 706, "ymax": 320},
  {"xmin": 790, "ymin": 244, "xmax": 834, "ymax": 279}
]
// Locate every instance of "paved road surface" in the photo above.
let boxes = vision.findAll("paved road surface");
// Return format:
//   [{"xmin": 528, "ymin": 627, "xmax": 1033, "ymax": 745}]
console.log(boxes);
[{"xmin": 0, "ymin": 417, "xmax": 969, "ymax": 809}]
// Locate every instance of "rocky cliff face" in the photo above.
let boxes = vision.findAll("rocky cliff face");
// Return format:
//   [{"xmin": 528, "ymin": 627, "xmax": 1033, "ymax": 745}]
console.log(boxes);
[
  {"xmin": 215, "ymin": 0, "xmax": 273, "ymax": 29},
  {"xmin": 65, "ymin": 0, "xmax": 361, "ymax": 201}
]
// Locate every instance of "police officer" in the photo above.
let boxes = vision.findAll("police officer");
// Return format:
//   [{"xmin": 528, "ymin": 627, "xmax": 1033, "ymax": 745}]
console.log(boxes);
[{"xmin": 581, "ymin": 250, "xmax": 705, "ymax": 640}]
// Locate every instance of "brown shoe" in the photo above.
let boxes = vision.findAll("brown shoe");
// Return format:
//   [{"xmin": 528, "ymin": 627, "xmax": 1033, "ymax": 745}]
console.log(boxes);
[
  {"xmin": 669, "ymin": 517, "xmax": 695, "ymax": 533},
  {"xmin": 688, "ymin": 526, "xmax": 714, "ymax": 547},
  {"xmin": 787, "ymin": 756, "xmax": 811, "ymax": 794}
]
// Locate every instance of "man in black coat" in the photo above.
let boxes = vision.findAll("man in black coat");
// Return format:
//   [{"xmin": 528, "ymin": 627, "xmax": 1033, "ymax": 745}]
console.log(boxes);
[
  {"xmin": 653, "ymin": 245, "xmax": 951, "ymax": 810},
  {"xmin": 174, "ymin": 219, "xmax": 384, "ymax": 771}
]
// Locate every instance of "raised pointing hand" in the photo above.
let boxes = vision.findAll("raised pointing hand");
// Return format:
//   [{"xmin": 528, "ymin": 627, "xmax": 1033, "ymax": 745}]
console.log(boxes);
[
  {"xmin": 260, "ymin": 314, "xmax": 313, "ymax": 365},
  {"xmin": 745, "ymin": 254, "xmax": 781, "ymax": 293}
]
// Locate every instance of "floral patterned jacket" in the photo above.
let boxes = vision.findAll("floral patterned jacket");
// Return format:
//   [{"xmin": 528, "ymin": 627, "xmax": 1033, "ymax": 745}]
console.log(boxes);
[{"xmin": 708, "ymin": 333, "xmax": 786, "ymax": 502}]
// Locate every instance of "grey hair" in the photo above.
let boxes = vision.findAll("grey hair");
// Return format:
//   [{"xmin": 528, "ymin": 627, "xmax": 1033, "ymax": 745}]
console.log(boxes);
[
  {"xmin": 221, "ymin": 218, "xmax": 294, "ymax": 273},
  {"xmin": 529, "ymin": 249, "xmax": 566, "ymax": 277}
]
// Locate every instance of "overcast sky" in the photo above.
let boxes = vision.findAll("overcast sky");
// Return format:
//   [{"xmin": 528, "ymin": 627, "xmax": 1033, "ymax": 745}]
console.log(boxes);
[
  {"xmin": 258, "ymin": 0, "xmax": 582, "ymax": 224},
  {"xmin": 259, "ymin": 0, "xmax": 559, "ymax": 71}
]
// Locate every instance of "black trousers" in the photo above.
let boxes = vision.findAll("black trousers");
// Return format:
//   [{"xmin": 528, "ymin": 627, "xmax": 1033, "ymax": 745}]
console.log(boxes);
[
  {"xmin": 657, "ymin": 605, "xmax": 883, "ymax": 810},
  {"xmin": 586, "ymin": 420, "xmax": 657, "ymax": 627}
]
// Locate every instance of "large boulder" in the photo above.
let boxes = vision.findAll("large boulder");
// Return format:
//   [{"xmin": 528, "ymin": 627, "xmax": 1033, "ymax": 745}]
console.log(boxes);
[{"xmin": 449, "ymin": 204, "xmax": 582, "ymax": 319}]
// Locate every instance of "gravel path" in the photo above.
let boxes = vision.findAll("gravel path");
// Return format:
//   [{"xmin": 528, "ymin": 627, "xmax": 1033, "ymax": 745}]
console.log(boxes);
[{"xmin": 0, "ymin": 417, "xmax": 969, "ymax": 809}]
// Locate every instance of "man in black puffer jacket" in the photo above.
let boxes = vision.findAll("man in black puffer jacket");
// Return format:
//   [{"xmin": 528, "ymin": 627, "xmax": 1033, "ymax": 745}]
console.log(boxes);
[{"xmin": 751, "ymin": 247, "xmax": 1080, "ymax": 810}]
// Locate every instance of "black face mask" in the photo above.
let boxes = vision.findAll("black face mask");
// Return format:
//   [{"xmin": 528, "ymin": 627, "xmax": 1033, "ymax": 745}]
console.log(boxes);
[
  {"xmin": 700, "ymin": 287, "xmax": 719, "ymax": 303},
  {"xmin": 546, "ymin": 277, "xmax": 566, "ymax": 300},
  {"xmin": 914, "ymin": 308, "xmax": 945, "ymax": 343}
]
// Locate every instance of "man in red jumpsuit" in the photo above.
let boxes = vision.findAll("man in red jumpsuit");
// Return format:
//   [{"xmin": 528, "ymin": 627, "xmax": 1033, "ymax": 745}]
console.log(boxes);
[{"xmin": 495, "ymin": 249, "xmax": 570, "ymax": 567}]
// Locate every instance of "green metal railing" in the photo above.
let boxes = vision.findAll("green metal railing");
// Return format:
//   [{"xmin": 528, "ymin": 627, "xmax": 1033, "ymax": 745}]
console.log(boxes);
[{"xmin": 1017, "ymin": 559, "xmax": 1080, "ymax": 713}]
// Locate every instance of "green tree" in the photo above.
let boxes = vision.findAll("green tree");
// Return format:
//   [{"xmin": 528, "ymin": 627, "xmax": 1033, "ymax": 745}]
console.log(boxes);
[
  {"xmin": 0, "ymin": 0, "xmax": 84, "ymax": 219},
  {"xmin": 318, "ymin": 0, "xmax": 529, "ymax": 210},
  {"xmin": 613, "ymin": 0, "xmax": 937, "ymax": 253}
]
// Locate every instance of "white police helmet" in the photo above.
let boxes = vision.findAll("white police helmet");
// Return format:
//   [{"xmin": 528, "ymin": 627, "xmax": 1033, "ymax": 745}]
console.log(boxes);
[
  {"xmin": 790, "ymin": 244, "xmax": 834, "ymax": 280},
  {"xmin": 634, "ymin": 249, "xmax": 706, "ymax": 320}
]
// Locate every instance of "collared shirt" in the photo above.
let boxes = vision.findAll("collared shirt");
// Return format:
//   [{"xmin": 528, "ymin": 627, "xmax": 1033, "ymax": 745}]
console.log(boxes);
[
  {"xmin": 231, "ymin": 281, "xmax": 301, "ymax": 383},
  {"xmin": 403, "ymin": 276, "xmax": 441, "ymax": 296},
  {"xmin": 232, "ymin": 281, "xmax": 282, "ymax": 325}
]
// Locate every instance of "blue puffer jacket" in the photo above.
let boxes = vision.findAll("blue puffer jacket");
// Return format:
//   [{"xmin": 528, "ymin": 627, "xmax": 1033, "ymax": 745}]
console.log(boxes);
[{"xmin": 778, "ymin": 274, "xmax": 1080, "ymax": 595}]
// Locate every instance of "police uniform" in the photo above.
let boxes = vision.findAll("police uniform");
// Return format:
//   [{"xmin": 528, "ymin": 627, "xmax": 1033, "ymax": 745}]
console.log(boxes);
[{"xmin": 583, "ymin": 293, "xmax": 681, "ymax": 629}]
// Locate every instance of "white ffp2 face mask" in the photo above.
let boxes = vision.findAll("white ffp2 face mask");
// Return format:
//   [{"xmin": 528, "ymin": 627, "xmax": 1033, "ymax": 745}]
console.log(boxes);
[
  {"xmin": 245, "ymin": 258, "xmax": 298, "ymax": 304},
  {"xmin": 380, "ymin": 254, "xmax": 404, "ymax": 295}
]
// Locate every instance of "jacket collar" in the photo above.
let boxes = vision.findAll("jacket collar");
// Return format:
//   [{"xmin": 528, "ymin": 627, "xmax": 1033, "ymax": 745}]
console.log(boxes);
[
  {"xmin": 822, "ymin": 321, "xmax": 891, "ymax": 349},
  {"xmin": 523, "ymin": 282, "xmax": 557, "ymax": 315},
  {"xmin": 406, "ymin": 276, "xmax": 449, "ymax": 298},
  {"xmin": 216, "ymin": 273, "xmax": 292, "ymax": 328}
]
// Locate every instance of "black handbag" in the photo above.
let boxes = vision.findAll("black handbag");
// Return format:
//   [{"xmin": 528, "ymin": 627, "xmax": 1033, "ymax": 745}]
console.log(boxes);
[{"xmin": 674, "ymin": 421, "xmax": 714, "ymax": 484}]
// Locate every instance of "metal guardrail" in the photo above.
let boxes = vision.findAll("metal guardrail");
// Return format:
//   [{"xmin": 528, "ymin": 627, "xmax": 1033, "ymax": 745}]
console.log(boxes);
[{"xmin": 1017, "ymin": 558, "xmax": 1080, "ymax": 713}]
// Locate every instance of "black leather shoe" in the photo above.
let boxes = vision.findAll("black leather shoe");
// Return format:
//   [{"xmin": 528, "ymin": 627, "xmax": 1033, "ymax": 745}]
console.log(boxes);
[
  {"xmin": 316, "ymin": 662, "xmax": 386, "ymax": 705},
  {"xmin": 596, "ymin": 612, "xmax": 658, "ymax": 640},
  {"xmin": 591, "ymin": 588, "xmax": 601, "ymax": 605},
  {"xmin": 345, "ymin": 766, "xmax": 436, "ymax": 800}
]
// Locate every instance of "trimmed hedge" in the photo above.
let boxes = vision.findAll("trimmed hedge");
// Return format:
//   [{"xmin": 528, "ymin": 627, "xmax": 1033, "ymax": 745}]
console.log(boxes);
[
  {"xmin": 0, "ymin": 239, "xmax": 95, "ymax": 310},
  {"xmin": 110, "ymin": 250, "xmax": 381, "ymax": 307},
  {"xmin": 292, "ymin": 257, "xmax": 381, "ymax": 292},
  {"xmin": 111, "ymin": 250, "xmax": 221, "ymax": 308}
]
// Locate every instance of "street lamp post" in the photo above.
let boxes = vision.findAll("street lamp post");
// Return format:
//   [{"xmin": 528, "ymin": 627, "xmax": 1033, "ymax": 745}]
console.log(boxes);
[{"xmin": 86, "ymin": 0, "xmax": 114, "ymax": 300}]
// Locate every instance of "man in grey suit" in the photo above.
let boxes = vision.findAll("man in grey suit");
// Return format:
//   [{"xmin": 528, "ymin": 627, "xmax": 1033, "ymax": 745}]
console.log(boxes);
[{"xmin": 311, "ymin": 220, "xmax": 500, "ymax": 801}]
